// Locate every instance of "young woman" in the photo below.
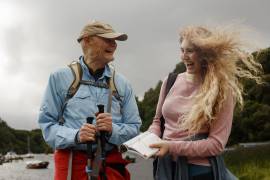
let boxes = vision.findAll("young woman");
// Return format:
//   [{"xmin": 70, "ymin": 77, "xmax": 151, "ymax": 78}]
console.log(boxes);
[{"xmin": 149, "ymin": 25, "xmax": 263, "ymax": 180}]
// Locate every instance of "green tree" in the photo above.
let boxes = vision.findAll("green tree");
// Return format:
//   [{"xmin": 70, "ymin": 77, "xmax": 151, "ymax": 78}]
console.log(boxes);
[{"xmin": 0, "ymin": 118, "xmax": 52, "ymax": 154}]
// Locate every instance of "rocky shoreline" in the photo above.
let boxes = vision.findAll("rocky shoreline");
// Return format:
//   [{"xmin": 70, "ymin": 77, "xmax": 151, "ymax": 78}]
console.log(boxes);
[{"xmin": 0, "ymin": 152, "xmax": 33, "ymax": 165}]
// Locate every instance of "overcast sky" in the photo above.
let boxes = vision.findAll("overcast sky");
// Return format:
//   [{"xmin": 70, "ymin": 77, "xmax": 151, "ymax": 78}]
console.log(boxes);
[{"xmin": 0, "ymin": 0, "xmax": 269, "ymax": 130}]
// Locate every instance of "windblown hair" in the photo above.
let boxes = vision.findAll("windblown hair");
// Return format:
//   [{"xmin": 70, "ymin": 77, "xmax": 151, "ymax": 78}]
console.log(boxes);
[{"xmin": 178, "ymin": 25, "xmax": 263, "ymax": 133}]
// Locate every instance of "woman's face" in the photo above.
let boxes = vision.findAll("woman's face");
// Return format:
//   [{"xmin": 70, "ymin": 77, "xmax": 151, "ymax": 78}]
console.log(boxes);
[{"xmin": 180, "ymin": 39, "xmax": 202, "ymax": 75}]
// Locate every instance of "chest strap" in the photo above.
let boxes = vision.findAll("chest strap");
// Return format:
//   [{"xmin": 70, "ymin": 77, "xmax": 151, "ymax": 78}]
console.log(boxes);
[{"xmin": 80, "ymin": 80, "xmax": 109, "ymax": 89}]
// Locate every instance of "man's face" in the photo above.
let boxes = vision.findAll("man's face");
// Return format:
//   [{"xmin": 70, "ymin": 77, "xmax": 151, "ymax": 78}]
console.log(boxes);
[{"xmin": 87, "ymin": 36, "xmax": 117, "ymax": 64}]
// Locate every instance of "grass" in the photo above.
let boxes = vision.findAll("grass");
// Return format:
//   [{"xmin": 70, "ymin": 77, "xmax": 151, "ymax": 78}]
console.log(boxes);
[{"xmin": 224, "ymin": 144, "xmax": 270, "ymax": 180}]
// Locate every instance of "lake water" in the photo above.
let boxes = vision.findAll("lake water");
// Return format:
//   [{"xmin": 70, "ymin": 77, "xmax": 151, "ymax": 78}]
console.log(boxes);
[{"xmin": 0, "ymin": 154, "xmax": 153, "ymax": 180}]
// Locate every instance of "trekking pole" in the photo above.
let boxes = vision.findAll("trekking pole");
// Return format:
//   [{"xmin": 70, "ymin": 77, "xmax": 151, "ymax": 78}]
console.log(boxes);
[
  {"xmin": 86, "ymin": 117, "xmax": 94, "ymax": 180},
  {"xmin": 97, "ymin": 104, "xmax": 107, "ymax": 180}
]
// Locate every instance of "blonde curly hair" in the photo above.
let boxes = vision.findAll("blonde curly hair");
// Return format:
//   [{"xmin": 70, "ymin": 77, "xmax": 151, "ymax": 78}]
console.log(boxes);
[{"xmin": 178, "ymin": 25, "xmax": 263, "ymax": 133}]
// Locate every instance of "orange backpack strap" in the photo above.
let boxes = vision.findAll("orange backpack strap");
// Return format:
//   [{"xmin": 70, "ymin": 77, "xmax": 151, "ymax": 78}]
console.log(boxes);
[{"xmin": 67, "ymin": 61, "xmax": 83, "ymax": 98}]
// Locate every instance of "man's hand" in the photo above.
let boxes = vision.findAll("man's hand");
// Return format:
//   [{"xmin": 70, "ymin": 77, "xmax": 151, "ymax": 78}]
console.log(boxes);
[
  {"xmin": 78, "ymin": 123, "xmax": 97, "ymax": 143},
  {"xmin": 149, "ymin": 141, "xmax": 170, "ymax": 157},
  {"xmin": 96, "ymin": 112, "xmax": 112, "ymax": 134}
]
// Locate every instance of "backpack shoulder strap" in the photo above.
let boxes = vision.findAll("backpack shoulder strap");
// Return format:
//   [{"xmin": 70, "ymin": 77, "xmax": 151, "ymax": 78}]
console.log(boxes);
[
  {"xmin": 160, "ymin": 72, "xmax": 178, "ymax": 137},
  {"xmin": 165, "ymin": 73, "xmax": 178, "ymax": 97},
  {"xmin": 153, "ymin": 72, "xmax": 179, "ymax": 176},
  {"xmin": 59, "ymin": 61, "xmax": 83, "ymax": 125},
  {"xmin": 108, "ymin": 64, "xmax": 121, "ymax": 101},
  {"xmin": 109, "ymin": 66, "xmax": 117, "ymax": 95},
  {"xmin": 107, "ymin": 65, "xmax": 121, "ymax": 113},
  {"xmin": 67, "ymin": 61, "xmax": 83, "ymax": 98}
]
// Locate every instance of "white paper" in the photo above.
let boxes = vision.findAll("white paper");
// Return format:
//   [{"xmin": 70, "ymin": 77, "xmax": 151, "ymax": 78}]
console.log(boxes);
[{"xmin": 121, "ymin": 131, "xmax": 162, "ymax": 159}]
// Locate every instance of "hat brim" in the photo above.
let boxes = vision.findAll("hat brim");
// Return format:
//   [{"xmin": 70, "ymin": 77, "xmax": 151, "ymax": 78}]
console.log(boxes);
[{"xmin": 97, "ymin": 32, "xmax": 128, "ymax": 41}]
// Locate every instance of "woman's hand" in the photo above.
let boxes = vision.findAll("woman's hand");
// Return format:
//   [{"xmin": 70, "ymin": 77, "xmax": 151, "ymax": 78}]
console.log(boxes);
[{"xmin": 149, "ymin": 141, "xmax": 170, "ymax": 157}]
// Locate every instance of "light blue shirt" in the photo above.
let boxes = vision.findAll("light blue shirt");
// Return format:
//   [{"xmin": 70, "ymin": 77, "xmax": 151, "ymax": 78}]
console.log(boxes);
[{"xmin": 38, "ymin": 57, "xmax": 141, "ymax": 150}]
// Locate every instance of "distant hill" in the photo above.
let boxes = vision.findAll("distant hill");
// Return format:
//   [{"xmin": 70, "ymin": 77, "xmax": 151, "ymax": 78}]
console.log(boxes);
[
  {"xmin": 138, "ymin": 47, "xmax": 270, "ymax": 145},
  {"xmin": 0, "ymin": 118, "xmax": 52, "ymax": 154}
]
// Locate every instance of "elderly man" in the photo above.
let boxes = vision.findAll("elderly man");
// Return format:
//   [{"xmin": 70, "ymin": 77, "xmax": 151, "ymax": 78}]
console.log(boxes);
[{"xmin": 38, "ymin": 20, "xmax": 141, "ymax": 180}]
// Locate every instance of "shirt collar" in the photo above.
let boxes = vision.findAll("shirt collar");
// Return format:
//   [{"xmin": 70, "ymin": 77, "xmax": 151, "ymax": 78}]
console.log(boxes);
[{"xmin": 79, "ymin": 56, "xmax": 112, "ymax": 79}]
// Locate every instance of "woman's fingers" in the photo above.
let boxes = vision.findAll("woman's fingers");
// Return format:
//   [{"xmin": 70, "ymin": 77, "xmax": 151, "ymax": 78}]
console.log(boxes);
[
  {"xmin": 149, "ymin": 142, "xmax": 169, "ymax": 157},
  {"xmin": 149, "ymin": 143, "xmax": 161, "ymax": 148}
]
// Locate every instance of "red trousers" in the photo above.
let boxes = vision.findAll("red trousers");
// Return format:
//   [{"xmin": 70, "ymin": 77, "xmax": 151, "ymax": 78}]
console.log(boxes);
[{"xmin": 54, "ymin": 149, "xmax": 130, "ymax": 180}]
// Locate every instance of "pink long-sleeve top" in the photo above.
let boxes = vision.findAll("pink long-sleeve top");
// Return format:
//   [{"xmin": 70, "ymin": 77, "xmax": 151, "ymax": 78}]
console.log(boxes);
[{"xmin": 148, "ymin": 72, "xmax": 234, "ymax": 166}]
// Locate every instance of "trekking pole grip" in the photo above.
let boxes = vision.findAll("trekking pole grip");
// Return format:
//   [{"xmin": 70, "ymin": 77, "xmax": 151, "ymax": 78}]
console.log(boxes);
[
  {"xmin": 97, "ymin": 104, "xmax": 106, "ymax": 159},
  {"xmin": 86, "ymin": 117, "xmax": 94, "ymax": 124},
  {"xmin": 97, "ymin": 104, "xmax": 104, "ymax": 113},
  {"xmin": 86, "ymin": 118, "xmax": 94, "ymax": 159}
]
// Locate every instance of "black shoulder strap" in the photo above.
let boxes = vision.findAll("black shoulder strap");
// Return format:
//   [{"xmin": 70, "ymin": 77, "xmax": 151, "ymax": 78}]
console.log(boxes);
[
  {"xmin": 160, "ymin": 72, "xmax": 178, "ymax": 137},
  {"xmin": 165, "ymin": 73, "xmax": 178, "ymax": 97}
]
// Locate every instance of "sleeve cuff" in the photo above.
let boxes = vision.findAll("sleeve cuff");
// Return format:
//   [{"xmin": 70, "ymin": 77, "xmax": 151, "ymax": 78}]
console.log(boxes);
[
  {"xmin": 56, "ymin": 126, "xmax": 79, "ymax": 147},
  {"xmin": 107, "ymin": 123, "xmax": 120, "ymax": 145}
]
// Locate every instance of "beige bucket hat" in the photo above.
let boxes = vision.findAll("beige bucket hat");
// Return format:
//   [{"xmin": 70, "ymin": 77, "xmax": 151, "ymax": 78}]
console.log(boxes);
[{"xmin": 77, "ymin": 20, "xmax": 128, "ymax": 43}]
